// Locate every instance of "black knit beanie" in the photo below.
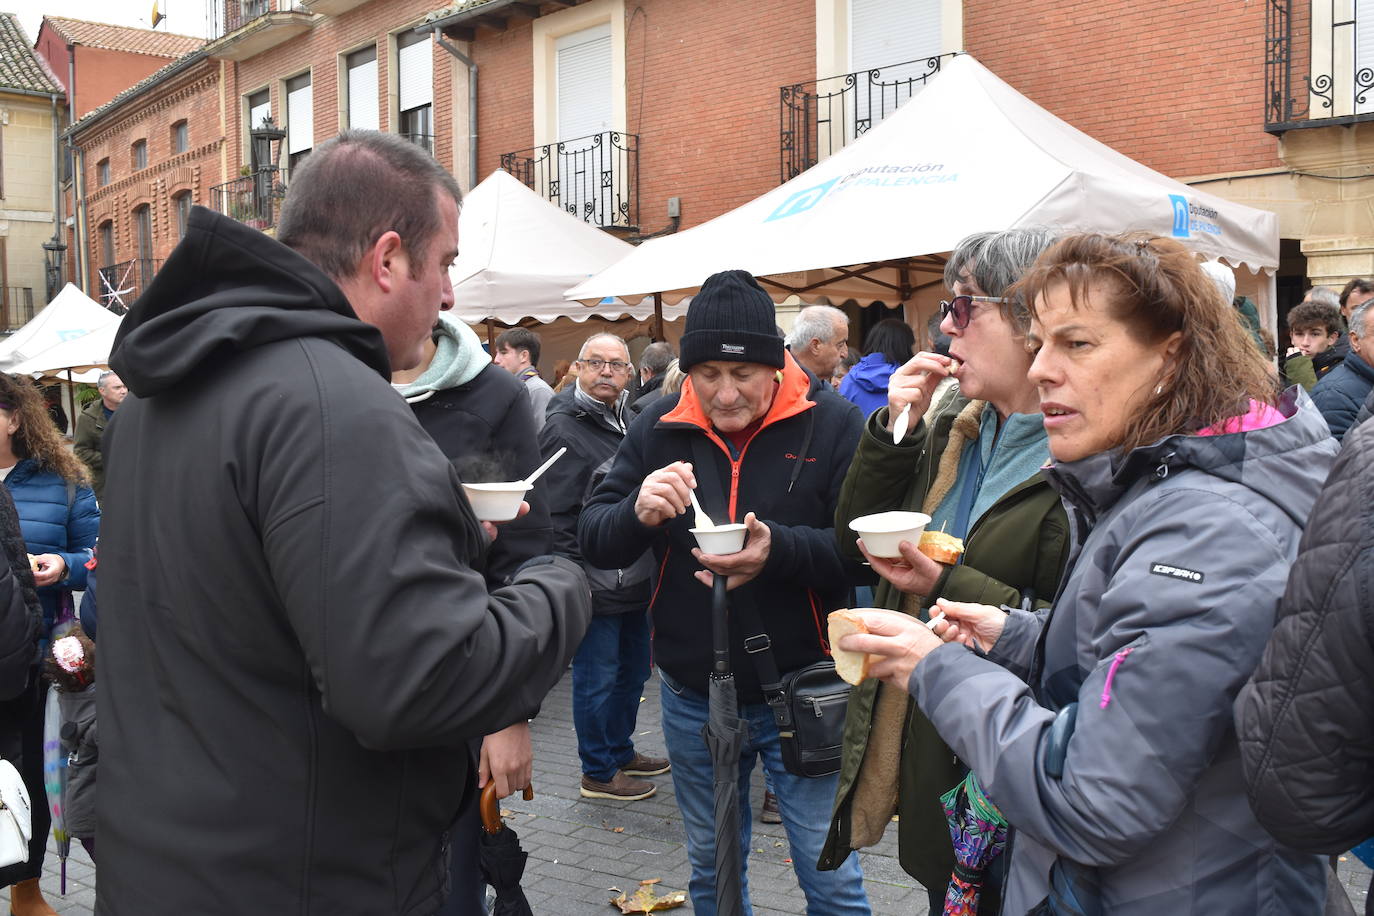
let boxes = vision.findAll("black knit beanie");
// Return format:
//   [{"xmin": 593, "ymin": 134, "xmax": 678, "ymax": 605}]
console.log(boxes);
[{"xmin": 679, "ymin": 270, "xmax": 784, "ymax": 371}]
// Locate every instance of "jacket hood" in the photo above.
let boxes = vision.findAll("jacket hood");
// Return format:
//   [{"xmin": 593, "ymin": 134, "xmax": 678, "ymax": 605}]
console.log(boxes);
[
  {"xmin": 395, "ymin": 313, "xmax": 490, "ymax": 402},
  {"xmin": 1046, "ymin": 387, "xmax": 1337, "ymax": 530},
  {"xmin": 110, "ymin": 206, "xmax": 390, "ymax": 396},
  {"xmin": 844, "ymin": 353, "xmax": 897, "ymax": 394}
]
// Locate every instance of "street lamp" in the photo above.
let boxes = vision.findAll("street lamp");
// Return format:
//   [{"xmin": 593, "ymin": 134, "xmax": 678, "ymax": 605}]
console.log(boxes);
[{"xmin": 42, "ymin": 237, "xmax": 66, "ymax": 302}]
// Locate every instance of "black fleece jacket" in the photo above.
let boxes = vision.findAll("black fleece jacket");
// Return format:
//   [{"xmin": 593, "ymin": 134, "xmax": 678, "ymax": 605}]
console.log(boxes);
[
  {"xmin": 579, "ymin": 355, "xmax": 864, "ymax": 701},
  {"xmin": 97, "ymin": 207, "xmax": 590, "ymax": 915}
]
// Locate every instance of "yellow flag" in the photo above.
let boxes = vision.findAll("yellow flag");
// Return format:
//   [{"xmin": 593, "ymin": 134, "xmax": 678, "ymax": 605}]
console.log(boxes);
[{"xmin": 151, "ymin": 1, "xmax": 165, "ymax": 28}]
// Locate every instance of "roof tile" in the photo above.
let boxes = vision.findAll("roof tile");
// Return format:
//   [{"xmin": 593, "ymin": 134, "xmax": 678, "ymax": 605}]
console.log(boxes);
[
  {"xmin": 43, "ymin": 16, "xmax": 203, "ymax": 59},
  {"xmin": 0, "ymin": 14, "xmax": 64, "ymax": 95}
]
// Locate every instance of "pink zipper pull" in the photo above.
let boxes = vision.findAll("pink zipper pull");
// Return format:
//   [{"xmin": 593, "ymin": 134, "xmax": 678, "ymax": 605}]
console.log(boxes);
[{"xmin": 1099, "ymin": 647, "xmax": 1133, "ymax": 709}]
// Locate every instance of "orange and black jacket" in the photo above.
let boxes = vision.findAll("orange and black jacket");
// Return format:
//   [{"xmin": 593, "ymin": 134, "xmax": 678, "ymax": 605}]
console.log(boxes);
[{"xmin": 579, "ymin": 353, "xmax": 867, "ymax": 702}]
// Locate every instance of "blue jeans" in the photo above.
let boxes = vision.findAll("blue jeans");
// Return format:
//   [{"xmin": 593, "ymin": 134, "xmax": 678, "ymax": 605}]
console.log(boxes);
[
  {"xmin": 658, "ymin": 670, "xmax": 870, "ymax": 916},
  {"xmin": 573, "ymin": 610, "xmax": 652, "ymax": 781}
]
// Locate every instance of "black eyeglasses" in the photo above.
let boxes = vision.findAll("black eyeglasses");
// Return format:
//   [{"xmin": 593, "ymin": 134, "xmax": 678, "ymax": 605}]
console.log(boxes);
[
  {"xmin": 939, "ymin": 295, "xmax": 1008, "ymax": 330},
  {"xmin": 580, "ymin": 358, "xmax": 631, "ymax": 373}
]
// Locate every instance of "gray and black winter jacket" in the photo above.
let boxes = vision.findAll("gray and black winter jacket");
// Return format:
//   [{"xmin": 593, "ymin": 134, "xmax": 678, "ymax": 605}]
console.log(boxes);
[{"xmin": 909, "ymin": 388, "xmax": 1335, "ymax": 914}]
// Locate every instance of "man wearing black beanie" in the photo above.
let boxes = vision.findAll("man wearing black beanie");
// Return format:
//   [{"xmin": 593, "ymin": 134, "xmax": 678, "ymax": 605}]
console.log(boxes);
[{"xmin": 580, "ymin": 269, "xmax": 871, "ymax": 915}]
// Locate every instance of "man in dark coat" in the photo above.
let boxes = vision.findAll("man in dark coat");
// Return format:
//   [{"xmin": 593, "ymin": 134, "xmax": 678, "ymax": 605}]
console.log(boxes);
[
  {"xmin": 628, "ymin": 340, "xmax": 675, "ymax": 417},
  {"xmin": 579, "ymin": 270, "xmax": 870, "ymax": 915},
  {"xmin": 1312, "ymin": 300, "xmax": 1374, "ymax": 441},
  {"xmin": 72, "ymin": 370, "xmax": 125, "ymax": 501},
  {"xmin": 540, "ymin": 333, "xmax": 666, "ymax": 801},
  {"xmin": 97, "ymin": 131, "xmax": 591, "ymax": 915},
  {"xmin": 394, "ymin": 310, "xmax": 554, "ymax": 915},
  {"xmin": 1237, "ymin": 408, "xmax": 1374, "ymax": 911}
]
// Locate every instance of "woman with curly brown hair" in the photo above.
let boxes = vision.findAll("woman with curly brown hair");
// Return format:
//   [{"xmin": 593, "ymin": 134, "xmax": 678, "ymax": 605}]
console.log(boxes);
[
  {"xmin": 0, "ymin": 373, "xmax": 98, "ymax": 916},
  {"xmin": 841, "ymin": 233, "xmax": 1334, "ymax": 914}
]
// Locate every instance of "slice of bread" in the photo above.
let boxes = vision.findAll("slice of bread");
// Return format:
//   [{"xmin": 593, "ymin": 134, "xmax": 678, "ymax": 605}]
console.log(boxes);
[
  {"xmin": 917, "ymin": 530, "xmax": 964, "ymax": 565},
  {"xmin": 828, "ymin": 609, "xmax": 871, "ymax": 685}
]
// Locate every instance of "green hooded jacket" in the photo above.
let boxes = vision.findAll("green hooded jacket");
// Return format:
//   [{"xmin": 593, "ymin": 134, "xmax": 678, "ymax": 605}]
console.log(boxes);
[{"xmin": 818, "ymin": 388, "xmax": 1070, "ymax": 905}]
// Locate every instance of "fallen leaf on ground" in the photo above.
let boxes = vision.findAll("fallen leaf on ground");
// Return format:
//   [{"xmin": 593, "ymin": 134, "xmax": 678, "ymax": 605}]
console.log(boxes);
[
  {"xmin": 610, "ymin": 883, "xmax": 687, "ymax": 913},
  {"xmin": 639, "ymin": 878, "xmax": 660, "ymax": 886},
  {"xmin": 613, "ymin": 826, "xmax": 625, "ymax": 833},
  {"xmin": 500, "ymin": 809, "xmax": 514, "ymax": 818}
]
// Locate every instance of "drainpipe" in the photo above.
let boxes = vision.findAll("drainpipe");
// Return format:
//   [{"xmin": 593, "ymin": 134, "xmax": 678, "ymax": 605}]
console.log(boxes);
[
  {"xmin": 49, "ymin": 94, "xmax": 63, "ymax": 293},
  {"xmin": 430, "ymin": 30, "xmax": 478, "ymax": 191}
]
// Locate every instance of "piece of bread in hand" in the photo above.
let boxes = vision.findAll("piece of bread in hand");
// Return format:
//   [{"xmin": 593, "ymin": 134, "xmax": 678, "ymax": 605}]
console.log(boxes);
[
  {"xmin": 27, "ymin": 554, "xmax": 38, "ymax": 574},
  {"xmin": 828, "ymin": 609, "xmax": 872, "ymax": 685},
  {"xmin": 917, "ymin": 530, "xmax": 964, "ymax": 565}
]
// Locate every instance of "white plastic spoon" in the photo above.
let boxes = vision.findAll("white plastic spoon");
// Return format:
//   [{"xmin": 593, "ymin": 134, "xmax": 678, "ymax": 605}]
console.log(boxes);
[
  {"xmin": 892, "ymin": 402, "xmax": 912, "ymax": 444},
  {"xmin": 688, "ymin": 486, "xmax": 716, "ymax": 530},
  {"xmin": 524, "ymin": 446, "xmax": 567, "ymax": 486}
]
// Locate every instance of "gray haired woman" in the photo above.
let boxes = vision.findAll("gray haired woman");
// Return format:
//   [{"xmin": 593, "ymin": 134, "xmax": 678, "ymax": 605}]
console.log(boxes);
[{"xmin": 821, "ymin": 228, "xmax": 1069, "ymax": 915}]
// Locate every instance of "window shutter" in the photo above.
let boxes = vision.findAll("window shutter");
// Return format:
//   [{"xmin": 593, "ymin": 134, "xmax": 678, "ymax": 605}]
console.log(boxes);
[
  {"xmin": 849, "ymin": 0, "xmax": 942, "ymax": 73},
  {"xmin": 347, "ymin": 47, "xmax": 379, "ymax": 130},
  {"xmin": 398, "ymin": 32, "xmax": 433, "ymax": 113},
  {"xmin": 287, "ymin": 75, "xmax": 313, "ymax": 154},
  {"xmin": 555, "ymin": 23, "xmax": 612, "ymax": 140},
  {"xmin": 1358, "ymin": 2, "xmax": 1374, "ymax": 114}
]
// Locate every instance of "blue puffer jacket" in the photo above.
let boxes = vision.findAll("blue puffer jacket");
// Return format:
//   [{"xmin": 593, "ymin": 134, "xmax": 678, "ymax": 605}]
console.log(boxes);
[
  {"xmin": 838, "ymin": 353, "xmax": 899, "ymax": 418},
  {"xmin": 4, "ymin": 459, "xmax": 98, "ymax": 631}
]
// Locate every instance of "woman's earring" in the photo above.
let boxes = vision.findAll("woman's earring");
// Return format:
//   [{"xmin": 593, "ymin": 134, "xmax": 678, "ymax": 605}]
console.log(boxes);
[{"xmin": 1155, "ymin": 384, "xmax": 1164, "ymax": 395}]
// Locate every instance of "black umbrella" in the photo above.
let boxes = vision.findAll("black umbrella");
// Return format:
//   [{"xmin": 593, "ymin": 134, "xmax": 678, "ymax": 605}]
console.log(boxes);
[
  {"xmin": 478, "ymin": 781, "xmax": 535, "ymax": 916},
  {"xmin": 703, "ymin": 573, "xmax": 747, "ymax": 916}
]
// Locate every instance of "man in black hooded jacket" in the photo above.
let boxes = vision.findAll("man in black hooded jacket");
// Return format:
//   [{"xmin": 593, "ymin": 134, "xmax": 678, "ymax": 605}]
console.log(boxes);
[{"xmin": 97, "ymin": 130, "xmax": 591, "ymax": 915}]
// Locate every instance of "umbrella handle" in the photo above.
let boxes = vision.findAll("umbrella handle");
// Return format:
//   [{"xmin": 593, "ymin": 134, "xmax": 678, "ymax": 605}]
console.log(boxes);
[
  {"xmin": 480, "ymin": 781, "xmax": 535, "ymax": 835},
  {"xmin": 711, "ymin": 572, "xmax": 729, "ymax": 676}
]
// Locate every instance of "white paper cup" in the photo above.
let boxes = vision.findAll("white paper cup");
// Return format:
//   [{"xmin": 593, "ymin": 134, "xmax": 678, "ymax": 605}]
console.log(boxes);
[
  {"xmin": 848, "ymin": 511, "xmax": 931, "ymax": 558},
  {"xmin": 691, "ymin": 523, "xmax": 748, "ymax": 555},
  {"xmin": 462, "ymin": 481, "xmax": 533, "ymax": 522}
]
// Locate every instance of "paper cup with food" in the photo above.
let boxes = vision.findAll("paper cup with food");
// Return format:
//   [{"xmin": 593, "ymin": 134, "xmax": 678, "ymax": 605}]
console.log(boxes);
[
  {"xmin": 848, "ymin": 511, "xmax": 930, "ymax": 559},
  {"xmin": 690, "ymin": 522, "xmax": 748, "ymax": 555},
  {"xmin": 461, "ymin": 481, "xmax": 532, "ymax": 522}
]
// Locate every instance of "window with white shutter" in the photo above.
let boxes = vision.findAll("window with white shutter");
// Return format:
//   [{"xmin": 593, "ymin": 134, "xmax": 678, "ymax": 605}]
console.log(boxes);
[
  {"xmin": 247, "ymin": 89, "xmax": 270, "ymax": 130},
  {"xmin": 555, "ymin": 23, "xmax": 612, "ymax": 142},
  {"xmin": 848, "ymin": 0, "xmax": 942, "ymax": 133},
  {"xmin": 286, "ymin": 73, "xmax": 313, "ymax": 171},
  {"xmin": 1357, "ymin": 1, "xmax": 1374, "ymax": 114},
  {"xmin": 346, "ymin": 46, "xmax": 379, "ymax": 130},
  {"xmin": 397, "ymin": 30, "xmax": 433, "ymax": 151}
]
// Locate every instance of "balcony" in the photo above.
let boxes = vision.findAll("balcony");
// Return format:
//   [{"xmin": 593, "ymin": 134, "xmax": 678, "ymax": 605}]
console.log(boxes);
[
  {"xmin": 779, "ymin": 55, "xmax": 954, "ymax": 182},
  {"xmin": 206, "ymin": 0, "xmax": 314, "ymax": 61},
  {"xmin": 97, "ymin": 261, "xmax": 161, "ymax": 313},
  {"xmin": 0, "ymin": 288, "xmax": 34, "ymax": 333},
  {"xmin": 211, "ymin": 167, "xmax": 284, "ymax": 231},
  {"xmin": 298, "ymin": 0, "xmax": 369, "ymax": 15},
  {"xmin": 501, "ymin": 131, "xmax": 638, "ymax": 230},
  {"xmin": 1266, "ymin": 0, "xmax": 1374, "ymax": 132}
]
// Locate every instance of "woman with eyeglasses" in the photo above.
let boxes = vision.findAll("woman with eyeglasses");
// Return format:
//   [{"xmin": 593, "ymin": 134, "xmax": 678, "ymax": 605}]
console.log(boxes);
[
  {"xmin": 837, "ymin": 234, "xmax": 1332, "ymax": 913},
  {"xmin": 821, "ymin": 228, "xmax": 1069, "ymax": 915}
]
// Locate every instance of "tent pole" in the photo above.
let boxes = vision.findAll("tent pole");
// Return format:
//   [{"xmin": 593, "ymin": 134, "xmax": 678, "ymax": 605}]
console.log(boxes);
[
  {"xmin": 485, "ymin": 319, "xmax": 496, "ymax": 350},
  {"xmin": 65, "ymin": 369, "xmax": 75, "ymax": 439},
  {"xmin": 653, "ymin": 292, "xmax": 664, "ymax": 342}
]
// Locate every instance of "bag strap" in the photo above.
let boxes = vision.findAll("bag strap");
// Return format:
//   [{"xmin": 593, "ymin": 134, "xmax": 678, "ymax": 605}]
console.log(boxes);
[{"xmin": 688, "ymin": 435, "xmax": 792, "ymax": 729}]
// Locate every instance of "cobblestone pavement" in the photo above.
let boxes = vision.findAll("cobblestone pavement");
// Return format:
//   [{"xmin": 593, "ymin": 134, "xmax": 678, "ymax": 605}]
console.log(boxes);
[{"xmin": 4, "ymin": 671, "xmax": 1371, "ymax": 915}]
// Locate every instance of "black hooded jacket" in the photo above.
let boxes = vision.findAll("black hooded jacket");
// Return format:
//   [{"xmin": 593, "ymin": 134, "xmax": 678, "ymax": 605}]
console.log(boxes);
[{"xmin": 96, "ymin": 207, "xmax": 590, "ymax": 915}]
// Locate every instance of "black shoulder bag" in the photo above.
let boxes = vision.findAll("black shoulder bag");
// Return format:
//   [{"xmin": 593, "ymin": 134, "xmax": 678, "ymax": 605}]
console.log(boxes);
[{"xmin": 689, "ymin": 436, "xmax": 850, "ymax": 779}]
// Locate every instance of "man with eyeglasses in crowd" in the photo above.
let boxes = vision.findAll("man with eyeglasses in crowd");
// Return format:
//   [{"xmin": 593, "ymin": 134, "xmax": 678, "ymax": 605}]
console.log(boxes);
[{"xmin": 538, "ymin": 333, "xmax": 670, "ymax": 801}]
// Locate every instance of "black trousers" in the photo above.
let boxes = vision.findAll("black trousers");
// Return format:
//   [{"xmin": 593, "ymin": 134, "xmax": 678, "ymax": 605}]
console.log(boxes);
[{"xmin": 0, "ymin": 673, "xmax": 49, "ymax": 884}]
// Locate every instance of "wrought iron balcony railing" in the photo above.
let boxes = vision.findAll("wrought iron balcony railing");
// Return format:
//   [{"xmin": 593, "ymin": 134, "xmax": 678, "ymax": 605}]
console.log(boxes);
[
  {"xmin": 780, "ymin": 54, "xmax": 954, "ymax": 182},
  {"xmin": 97, "ymin": 260, "xmax": 161, "ymax": 313},
  {"xmin": 0, "ymin": 288, "xmax": 33, "ymax": 332},
  {"xmin": 211, "ymin": 0, "xmax": 301, "ymax": 36},
  {"xmin": 501, "ymin": 131, "xmax": 638, "ymax": 230},
  {"xmin": 1266, "ymin": 0, "xmax": 1374, "ymax": 132},
  {"xmin": 211, "ymin": 167, "xmax": 284, "ymax": 231},
  {"xmin": 402, "ymin": 132, "xmax": 434, "ymax": 155}
]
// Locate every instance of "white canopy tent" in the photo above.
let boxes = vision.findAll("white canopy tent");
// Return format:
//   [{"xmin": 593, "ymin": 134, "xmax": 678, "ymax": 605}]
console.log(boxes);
[
  {"xmin": 451, "ymin": 169, "xmax": 689, "ymax": 328},
  {"xmin": 568, "ymin": 54, "xmax": 1280, "ymax": 329},
  {"xmin": 10, "ymin": 318, "xmax": 122, "ymax": 379},
  {"xmin": 0, "ymin": 284, "xmax": 119, "ymax": 373}
]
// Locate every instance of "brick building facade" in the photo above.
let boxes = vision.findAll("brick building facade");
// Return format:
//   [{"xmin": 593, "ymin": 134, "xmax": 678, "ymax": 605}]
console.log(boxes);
[{"xmin": 53, "ymin": 0, "xmax": 1373, "ymax": 330}]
